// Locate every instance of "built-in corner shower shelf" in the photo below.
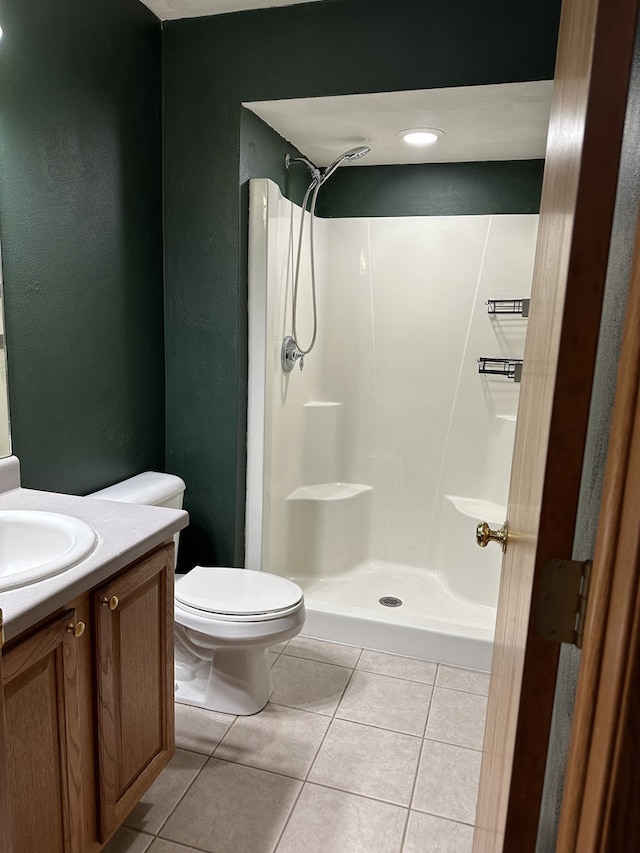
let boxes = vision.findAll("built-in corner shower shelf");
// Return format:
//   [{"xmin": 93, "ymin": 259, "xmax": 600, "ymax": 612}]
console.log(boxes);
[
  {"xmin": 478, "ymin": 357, "xmax": 523, "ymax": 383},
  {"xmin": 287, "ymin": 482, "xmax": 373, "ymax": 502},
  {"xmin": 446, "ymin": 495, "xmax": 506, "ymax": 526},
  {"xmin": 486, "ymin": 298, "xmax": 530, "ymax": 317},
  {"xmin": 304, "ymin": 401, "xmax": 343, "ymax": 409}
]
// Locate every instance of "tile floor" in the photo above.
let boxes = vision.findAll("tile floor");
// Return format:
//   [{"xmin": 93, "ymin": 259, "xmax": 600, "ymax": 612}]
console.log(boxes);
[{"xmin": 104, "ymin": 636, "xmax": 489, "ymax": 853}]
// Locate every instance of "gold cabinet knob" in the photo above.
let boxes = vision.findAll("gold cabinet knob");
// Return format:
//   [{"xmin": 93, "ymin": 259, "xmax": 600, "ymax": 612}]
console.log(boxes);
[
  {"xmin": 66, "ymin": 621, "xmax": 86, "ymax": 638},
  {"xmin": 101, "ymin": 595, "xmax": 119, "ymax": 611},
  {"xmin": 476, "ymin": 521, "xmax": 508, "ymax": 553}
]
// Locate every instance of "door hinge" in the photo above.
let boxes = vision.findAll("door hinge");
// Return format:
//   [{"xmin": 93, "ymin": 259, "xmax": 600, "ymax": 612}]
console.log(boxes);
[{"xmin": 536, "ymin": 558, "xmax": 592, "ymax": 648}]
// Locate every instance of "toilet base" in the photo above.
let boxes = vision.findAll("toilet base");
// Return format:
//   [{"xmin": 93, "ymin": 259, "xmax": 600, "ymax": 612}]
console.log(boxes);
[{"xmin": 175, "ymin": 642, "xmax": 273, "ymax": 715}]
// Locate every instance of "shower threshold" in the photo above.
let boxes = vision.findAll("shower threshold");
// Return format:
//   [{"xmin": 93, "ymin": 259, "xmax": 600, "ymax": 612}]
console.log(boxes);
[{"xmin": 288, "ymin": 561, "xmax": 495, "ymax": 671}]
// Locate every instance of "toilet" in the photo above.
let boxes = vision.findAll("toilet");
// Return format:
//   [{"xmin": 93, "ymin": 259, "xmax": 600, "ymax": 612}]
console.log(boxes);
[{"xmin": 89, "ymin": 472, "xmax": 306, "ymax": 715}]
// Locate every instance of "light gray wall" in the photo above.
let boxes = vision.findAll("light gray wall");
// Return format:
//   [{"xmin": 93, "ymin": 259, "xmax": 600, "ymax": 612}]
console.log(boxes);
[{"xmin": 535, "ymin": 14, "xmax": 640, "ymax": 850}]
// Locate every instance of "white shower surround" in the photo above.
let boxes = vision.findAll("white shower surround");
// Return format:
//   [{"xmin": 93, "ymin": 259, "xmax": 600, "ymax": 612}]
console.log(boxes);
[{"xmin": 246, "ymin": 178, "xmax": 537, "ymax": 670}]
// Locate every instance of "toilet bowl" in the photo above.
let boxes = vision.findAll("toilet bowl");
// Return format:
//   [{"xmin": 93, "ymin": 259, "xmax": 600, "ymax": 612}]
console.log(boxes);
[
  {"xmin": 174, "ymin": 566, "xmax": 305, "ymax": 714},
  {"xmin": 89, "ymin": 471, "xmax": 306, "ymax": 715}
]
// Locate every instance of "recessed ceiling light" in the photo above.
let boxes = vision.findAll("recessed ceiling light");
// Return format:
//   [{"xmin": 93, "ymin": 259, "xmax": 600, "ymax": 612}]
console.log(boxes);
[{"xmin": 397, "ymin": 128, "xmax": 445, "ymax": 145}]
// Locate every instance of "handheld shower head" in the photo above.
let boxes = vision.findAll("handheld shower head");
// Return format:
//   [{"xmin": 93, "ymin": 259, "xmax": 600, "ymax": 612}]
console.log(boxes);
[
  {"xmin": 320, "ymin": 145, "xmax": 371, "ymax": 184},
  {"xmin": 281, "ymin": 144, "xmax": 370, "ymax": 372}
]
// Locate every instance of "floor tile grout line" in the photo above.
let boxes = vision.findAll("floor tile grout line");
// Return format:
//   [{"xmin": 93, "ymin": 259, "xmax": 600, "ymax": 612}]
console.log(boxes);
[
  {"xmin": 277, "ymin": 652, "xmax": 361, "ymax": 671},
  {"xmin": 333, "ymin": 709, "xmax": 424, "ymax": 741},
  {"xmin": 354, "ymin": 667, "xmax": 438, "ymax": 686},
  {"xmin": 209, "ymin": 711, "xmax": 246, "ymax": 764},
  {"xmin": 398, "ymin": 806, "xmax": 412, "ymax": 853},
  {"xmin": 331, "ymin": 656, "xmax": 359, "ymax": 715},
  {"xmin": 424, "ymin": 668, "xmax": 439, "ymax": 741},
  {"xmin": 271, "ymin": 777, "xmax": 307, "ymax": 853},
  {"xmin": 303, "ymin": 707, "xmax": 340, "ymax": 783},
  {"xmin": 146, "ymin": 714, "xmax": 241, "ymax": 841},
  {"xmin": 299, "ymin": 639, "xmax": 489, "ymax": 676},
  {"xmin": 129, "ymin": 753, "xmax": 212, "ymax": 842},
  {"xmin": 313, "ymin": 661, "xmax": 359, "ymax": 758},
  {"xmin": 296, "ymin": 638, "xmax": 489, "ymax": 677},
  {"xmin": 280, "ymin": 649, "xmax": 489, "ymax": 691},
  {"xmin": 199, "ymin": 751, "xmax": 310, "ymax": 782},
  {"xmin": 398, "ymin": 716, "xmax": 433, "ymax": 852},
  {"xmin": 288, "ymin": 777, "xmax": 415, "ymax": 811},
  {"xmin": 201, "ymin": 751, "xmax": 324, "ymax": 785},
  {"xmin": 149, "ymin": 754, "xmax": 304, "ymax": 852},
  {"xmin": 333, "ymin": 711, "xmax": 430, "ymax": 739},
  {"xmin": 408, "ymin": 804, "xmax": 477, "ymax": 827},
  {"xmin": 260, "ymin": 701, "xmax": 431, "ymax": 739},
  {"xmin": 421, "ymin": 681, "xmax": 436, "ymax": 739},
  {"xmin": 267, "ymin": 699, "xmax": 340, "ymax": 719},
  {"xmin": 433, "ymin": 680, "xmax": 490, "ymax": 697},
  {"xmin": 422, "ymin": 733, "xmax": 484, "ymax": 753},
  {"xmin": 403, "ymin": 683, "xmax": 436, "ymax": 829},
  {"xmin": 150, "ymin": 835, "xmax": 208, "ymax": 853},
  {"xmin": 300, "ymin": 659, "xmax": 363, "ymax": 786},
  {"xmin": 262, "ymin": 697, "xmax": 335, "ymax": 717}
]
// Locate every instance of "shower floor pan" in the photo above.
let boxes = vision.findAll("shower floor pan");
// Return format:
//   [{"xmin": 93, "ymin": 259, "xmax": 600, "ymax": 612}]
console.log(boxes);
[{"xmin": 289, "ymin": 560, "xmax": 495, "ymax": 671}]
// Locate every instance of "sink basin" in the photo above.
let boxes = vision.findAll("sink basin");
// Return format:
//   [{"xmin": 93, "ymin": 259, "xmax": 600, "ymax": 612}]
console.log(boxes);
[{"xmin": 0, "ymin": 510, "xmax": 97, "ymax": 591}]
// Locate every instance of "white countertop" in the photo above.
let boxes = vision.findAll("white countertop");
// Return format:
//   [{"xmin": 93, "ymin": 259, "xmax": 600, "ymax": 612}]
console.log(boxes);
[{"xmin": 0, "ymin": 457, "xmax": 189, "ymax": 643}]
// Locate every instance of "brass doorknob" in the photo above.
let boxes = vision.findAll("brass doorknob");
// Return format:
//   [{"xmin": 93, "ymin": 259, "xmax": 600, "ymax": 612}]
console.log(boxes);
[
  {"xmin": 101, "ymin": 595, "xmax": 119, "ymax": 611},
  {"xmin": 476, "ymin": 521, "xmax": 508, "ymax": 552},
  {"xmin": 66, "ymin": 621, "xmax": 86, "ymax": 638}
]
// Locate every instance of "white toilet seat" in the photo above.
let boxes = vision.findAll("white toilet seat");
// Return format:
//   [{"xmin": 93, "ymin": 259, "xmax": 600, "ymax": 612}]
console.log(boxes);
[{"xmin": 175, "ymin": 566, "xmax": 303, "ymax": 622}]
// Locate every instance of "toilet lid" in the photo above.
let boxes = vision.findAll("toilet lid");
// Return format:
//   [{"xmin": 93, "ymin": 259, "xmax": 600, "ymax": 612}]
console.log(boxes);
[{"xmin": 175, "ymin": 566, "xmax": 304, "ymax": 617}]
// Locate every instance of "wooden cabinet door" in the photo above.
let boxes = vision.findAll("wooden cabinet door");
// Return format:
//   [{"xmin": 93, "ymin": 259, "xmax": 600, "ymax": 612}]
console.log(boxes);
[
  {"xmin": 94, "ymin": 546, "xmax": 174, "ymax": 841},
  {"xmin": 0, "ymin": 611, "xmax": 14, "ymax": 853},
  {"xmin": 2, "ymin": 609, "xmax": 84, "ymax": 853}
]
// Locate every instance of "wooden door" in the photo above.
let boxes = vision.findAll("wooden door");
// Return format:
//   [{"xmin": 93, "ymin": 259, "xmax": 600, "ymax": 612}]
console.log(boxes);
[
  {"xmin": 2, "ymin": 609, "xmax": 84, "ymax": 853},
  {"xmin": 0, "ymin": 611, "xmax": 13, "ymax": 853},
  {"xmin": 94, "ymin": 545, "xmax": 174, "ymax": 841},
  {"xmin": 473, "ymin": 0, "xmax": 640, "ymax": 850}
]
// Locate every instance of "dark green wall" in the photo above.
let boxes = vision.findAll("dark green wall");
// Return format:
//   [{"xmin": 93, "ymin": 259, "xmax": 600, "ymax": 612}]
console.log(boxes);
[
  {"xmin": 316, "ymin": 160, "xmax": 545, "ymax": 218},
  {"xmin": 164, "ymin": 0, "xmax": 561, "ymax": 569},
  {"xmin": 240, "ymin": 107, "xmax": 309, "ymax": 205},
  {"xmin": 0, "ymin": 0, "xmax": 164, "ymax": 494}
]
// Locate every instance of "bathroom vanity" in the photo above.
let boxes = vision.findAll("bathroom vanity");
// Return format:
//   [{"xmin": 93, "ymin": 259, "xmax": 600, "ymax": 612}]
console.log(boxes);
[{"xmin": 0, "ymin": 458, "xmax": 188, "ymax": 853}]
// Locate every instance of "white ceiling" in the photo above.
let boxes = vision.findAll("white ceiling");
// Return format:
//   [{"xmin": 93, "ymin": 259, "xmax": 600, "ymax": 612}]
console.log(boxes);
[
  {"xmin": 245, "ymin": 82, "xmax": 553, "ymax": 167},
  {"xmin": 139, "ymin": 0, "xmax": 321, "ymax": 21}
]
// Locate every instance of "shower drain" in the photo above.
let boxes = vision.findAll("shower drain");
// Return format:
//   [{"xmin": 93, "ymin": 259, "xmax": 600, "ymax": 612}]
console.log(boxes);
[{"xmin": 379, "ymin": 596, "xmax": 403, "ymax": 608}]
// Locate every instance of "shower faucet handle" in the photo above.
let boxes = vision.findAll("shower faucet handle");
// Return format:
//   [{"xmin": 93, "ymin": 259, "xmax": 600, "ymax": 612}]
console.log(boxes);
[{"xmin": 281, "ymin": 335, "xmax": 306, "ymax": 373}]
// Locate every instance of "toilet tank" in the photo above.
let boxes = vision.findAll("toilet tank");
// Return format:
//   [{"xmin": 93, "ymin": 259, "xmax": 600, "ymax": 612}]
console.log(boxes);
[
  {"xmin": 88, "ymin": 471, "xmax": 186, "ymax": 563},
  {"xmin": 89, "ymin": 471, "xmax": 186, "ymax": 509}
]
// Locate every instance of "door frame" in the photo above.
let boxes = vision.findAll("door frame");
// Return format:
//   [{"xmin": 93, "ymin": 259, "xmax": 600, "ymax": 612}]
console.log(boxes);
[
  {"xmin": 473, "ymin": 0, "xmax": 640, "ymax": 849},
  {"xmin": 556, "ymin": 193, "xmax": 640, "ymax": 851}
]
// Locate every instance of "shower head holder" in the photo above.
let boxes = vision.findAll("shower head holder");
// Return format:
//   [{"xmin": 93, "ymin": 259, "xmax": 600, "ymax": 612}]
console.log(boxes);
[{"xmin": 284, "ymin": 154, "xmax": 322, "ymax": 185}]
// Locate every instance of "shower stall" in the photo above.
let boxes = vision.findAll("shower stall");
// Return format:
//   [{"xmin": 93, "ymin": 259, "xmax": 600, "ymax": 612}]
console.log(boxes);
[{"xmin": 246, "ymin": 177, "xmax": 538, "ymax": 670}]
